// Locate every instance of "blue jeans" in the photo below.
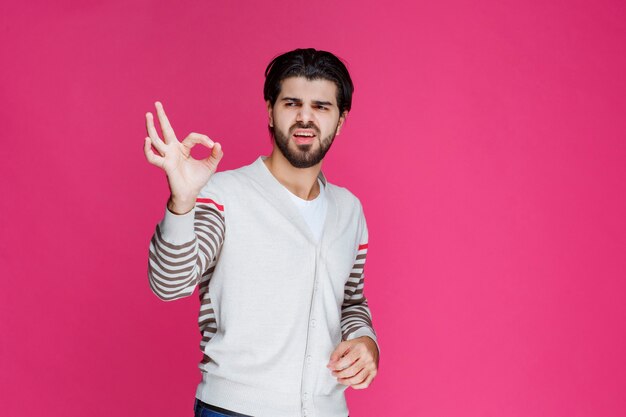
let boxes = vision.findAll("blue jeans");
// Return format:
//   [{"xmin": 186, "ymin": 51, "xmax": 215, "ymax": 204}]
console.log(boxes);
[
  {"xmin": 194, "ymin": 398, "xmax": 253, "ymax": 417},
  {"xmin": 193, "ymin": 397, "xmax": 350, "ymax": 417}
]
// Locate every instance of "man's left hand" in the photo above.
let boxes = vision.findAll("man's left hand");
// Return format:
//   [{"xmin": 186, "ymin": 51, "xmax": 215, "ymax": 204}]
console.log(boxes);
[{"xmin": 327, "ymin": 336, "xmax": 379, "ymax": 389}]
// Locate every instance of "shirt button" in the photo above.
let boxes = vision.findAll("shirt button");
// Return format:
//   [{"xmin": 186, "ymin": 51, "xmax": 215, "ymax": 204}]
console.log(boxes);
[
  {"xmin": 306, "ymin": 355, "xmax": 312, "ymax": 365},
  {"xmin": 303, "ymin": 408, "xmax": 308, "ymax": 416},
  {"xmin": 310, "ymin": 319, "xmax": 316, "ymax": 328},
  {"xmin": 303, "ymin": 392, "xmax": 309, "ymax": 400}
]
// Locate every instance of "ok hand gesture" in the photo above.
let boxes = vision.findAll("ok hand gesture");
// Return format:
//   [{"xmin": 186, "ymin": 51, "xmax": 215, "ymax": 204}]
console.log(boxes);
[{"xmin": 143, "ymin": 101, "xmax": 223, "ymax": 214}]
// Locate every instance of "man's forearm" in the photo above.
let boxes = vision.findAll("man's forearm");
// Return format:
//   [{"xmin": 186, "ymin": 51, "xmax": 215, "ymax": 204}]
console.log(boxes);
[{"xmin": 148, "ymin": 198, "xmax": 225, "ymax": 301}]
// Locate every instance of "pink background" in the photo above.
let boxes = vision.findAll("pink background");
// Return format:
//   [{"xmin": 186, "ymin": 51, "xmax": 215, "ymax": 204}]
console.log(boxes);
[{"xmin": 1, "ymin": 1, "xmax": 625, "ymax": 416}]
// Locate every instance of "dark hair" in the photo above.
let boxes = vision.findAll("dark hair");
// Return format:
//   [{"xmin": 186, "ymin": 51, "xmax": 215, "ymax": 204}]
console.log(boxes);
[{"xmin": 263, "ymin": 48, "xmax": 354, "ymax": 114}]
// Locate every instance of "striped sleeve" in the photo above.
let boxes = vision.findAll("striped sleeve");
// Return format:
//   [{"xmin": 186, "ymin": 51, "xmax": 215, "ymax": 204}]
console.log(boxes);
[
  {"xmin": 147, "ymin": 197, "xmax": 225, "ymax": 301},
  {"xmin": 340, "ymin": 210, "xmax": 379, "ymax": 354}
]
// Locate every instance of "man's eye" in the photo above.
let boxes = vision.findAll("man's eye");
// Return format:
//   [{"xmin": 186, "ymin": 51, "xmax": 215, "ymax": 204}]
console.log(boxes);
[
  {"xmin": 317, "ymin": 106, "xmax": 327, "ymax": 110},
  {"xmin": 286, "ymin": 102, "xmax": 297, "ymax": 107}
]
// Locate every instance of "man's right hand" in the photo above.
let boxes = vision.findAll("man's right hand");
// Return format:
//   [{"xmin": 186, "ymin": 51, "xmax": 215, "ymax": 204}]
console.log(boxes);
[{"xmin": 143, "ymin": 101, "xmax": 223, "ymax": 214}]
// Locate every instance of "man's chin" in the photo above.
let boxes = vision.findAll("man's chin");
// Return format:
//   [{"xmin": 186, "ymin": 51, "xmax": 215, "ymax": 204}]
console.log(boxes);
[
  {"xmin": 272, "ymin": 134, "xmax": 326, "ymax": 168},
  {"xmin": 285, "ymin": 152, "xmax": 322, "ymax": 169}
]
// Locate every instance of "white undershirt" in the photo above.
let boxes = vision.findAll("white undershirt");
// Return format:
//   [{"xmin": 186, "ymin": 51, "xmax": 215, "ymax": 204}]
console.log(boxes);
[{"xmin": 283, "ymin": 178, "xmax": 328, "ymax": 243}]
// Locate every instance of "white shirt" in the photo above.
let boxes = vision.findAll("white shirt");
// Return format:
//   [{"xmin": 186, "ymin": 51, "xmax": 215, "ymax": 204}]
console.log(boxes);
[{"xmin": 284, "ymin": 178, "xmax": 328, "ymax": 243}]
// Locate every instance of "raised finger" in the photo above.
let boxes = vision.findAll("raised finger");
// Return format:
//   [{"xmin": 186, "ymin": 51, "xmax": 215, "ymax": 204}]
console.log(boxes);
[
  {"xmin": 146, "ymin": 112, "xmax": 166, "ymax": 149},
  {"xmin": 154, "ymin": 101, "xmax": 176, "ymax": 143},
  {"xmin": 143, "ymin": 137, "xmax": 164, "ymax": 168}
]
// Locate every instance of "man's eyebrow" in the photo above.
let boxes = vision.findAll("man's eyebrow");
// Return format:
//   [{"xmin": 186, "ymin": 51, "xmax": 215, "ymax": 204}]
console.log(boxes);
[
  {"xmin": 281, "ymin": 97, "xmax": 302, "ymax": 103},
  {"xmin": 313, "ymin": 100, "xmax": 334, "ymax": 107},
  {"xmin": 280, "ymin": 97, "xmax": 335, "ymax": 107}
]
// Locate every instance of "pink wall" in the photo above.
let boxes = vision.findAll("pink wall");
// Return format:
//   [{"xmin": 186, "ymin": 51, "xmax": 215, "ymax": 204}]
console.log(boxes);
[{"xmin": 1, "ymin": 1, "xmax": 625, "ymax": 416}]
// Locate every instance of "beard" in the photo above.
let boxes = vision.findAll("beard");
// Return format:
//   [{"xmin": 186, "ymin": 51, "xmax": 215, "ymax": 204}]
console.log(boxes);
[{"xmin": 271, "ymin": 122, "xmax": 338, "ymax": 168}]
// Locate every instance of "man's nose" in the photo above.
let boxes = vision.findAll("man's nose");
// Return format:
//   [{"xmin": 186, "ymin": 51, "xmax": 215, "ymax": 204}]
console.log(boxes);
[{"xmin": 296, "ymin": 105, "xmax": 314, "ymax": 123}]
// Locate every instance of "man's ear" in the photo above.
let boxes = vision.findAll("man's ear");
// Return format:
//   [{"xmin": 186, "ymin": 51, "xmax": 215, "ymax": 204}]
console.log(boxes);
[
  {"xmin": 336, "ymin": 110, "xmax": 348, "ymax": 135},
  {"xmin": 266, "ymin": 100, "xmax": 274, "ymax": 127}
]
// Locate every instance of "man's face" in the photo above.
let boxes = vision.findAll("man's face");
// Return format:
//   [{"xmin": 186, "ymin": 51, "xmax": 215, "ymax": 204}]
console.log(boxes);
[{"xmin": 267, "ymin": 76, "xmax": 347, "ymax": 168}]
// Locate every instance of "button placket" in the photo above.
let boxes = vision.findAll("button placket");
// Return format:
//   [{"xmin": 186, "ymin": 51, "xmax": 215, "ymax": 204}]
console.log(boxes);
[{"xmin": 302, "ymin": 251, "xmax": 320, "ymax": 417}]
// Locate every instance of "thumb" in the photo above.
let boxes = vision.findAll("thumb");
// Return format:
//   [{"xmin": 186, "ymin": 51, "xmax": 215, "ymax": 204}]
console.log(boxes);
[
  {"xmin": 204, "ymin": 142, "xmax": 223, "ymax": 171},
  {"xmin": 209, "ymin": 142, "xmax": 223, "ymax": 162},
  {"xmin": 328, "ymin": 341, "xmax": 351, "ymax": 366}
]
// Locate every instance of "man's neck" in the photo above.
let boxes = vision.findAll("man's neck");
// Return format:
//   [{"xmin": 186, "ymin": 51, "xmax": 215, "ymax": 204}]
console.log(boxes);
[{"xmin": 264, "ymin": 148, "xmax": 322, "ymax": 201}]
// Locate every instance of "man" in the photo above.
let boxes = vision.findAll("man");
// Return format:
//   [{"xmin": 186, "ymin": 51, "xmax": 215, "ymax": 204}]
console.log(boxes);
[{"xmin": 144, "ymin": 48, "xmax": 379, "ymax": 417}]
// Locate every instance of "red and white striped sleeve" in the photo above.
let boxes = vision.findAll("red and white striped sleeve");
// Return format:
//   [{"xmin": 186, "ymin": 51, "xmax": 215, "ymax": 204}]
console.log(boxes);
[{"xmin": 147, "ymin": 197, "xmax": 225, "ymax": 301}]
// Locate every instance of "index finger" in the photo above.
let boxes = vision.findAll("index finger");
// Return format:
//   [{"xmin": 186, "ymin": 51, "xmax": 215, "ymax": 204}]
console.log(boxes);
[{"xmin": 154, "ymin": 101, "xmax": 176, "ymax": 142}]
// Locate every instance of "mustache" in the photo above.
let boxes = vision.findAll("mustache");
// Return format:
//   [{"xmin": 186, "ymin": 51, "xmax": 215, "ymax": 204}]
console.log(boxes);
[{"xmin": 290, "ymin": 123, "xmax": 319, "ymax": 134}]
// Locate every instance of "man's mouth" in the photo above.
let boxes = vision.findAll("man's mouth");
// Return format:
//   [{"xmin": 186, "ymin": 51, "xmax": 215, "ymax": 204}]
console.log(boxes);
[{"xmin": 292, "ymin": 129, "xmax": 317, "ymax": 144}]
